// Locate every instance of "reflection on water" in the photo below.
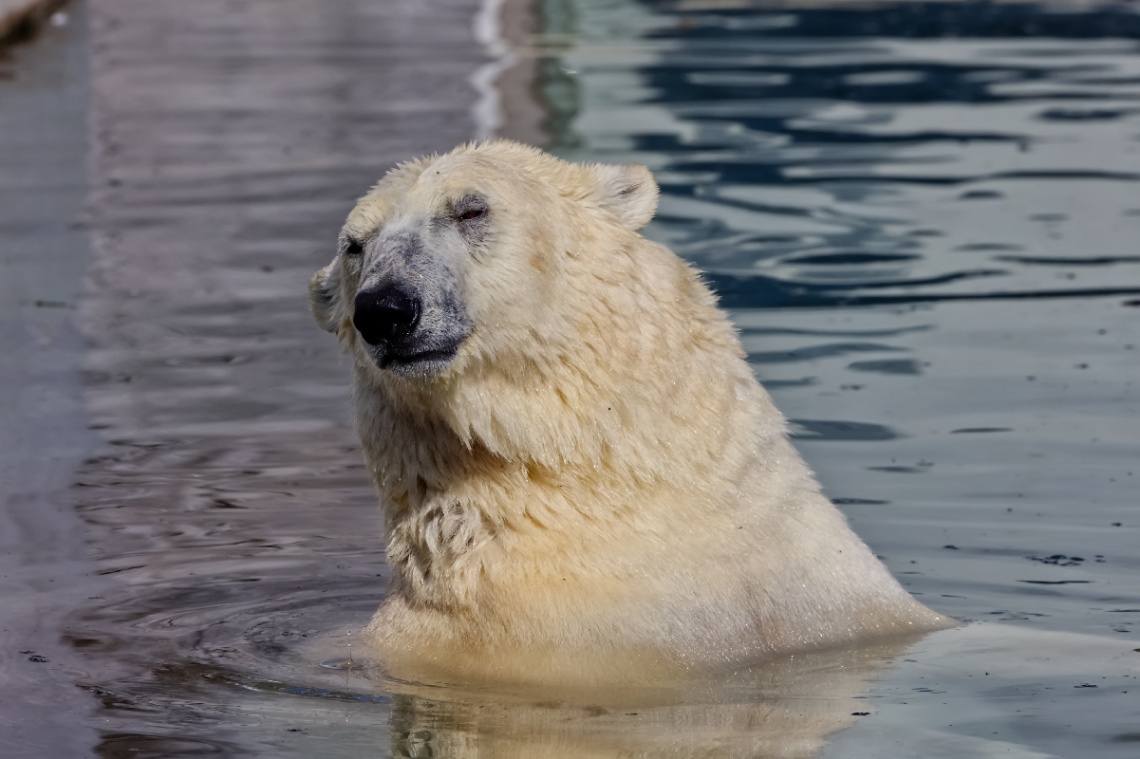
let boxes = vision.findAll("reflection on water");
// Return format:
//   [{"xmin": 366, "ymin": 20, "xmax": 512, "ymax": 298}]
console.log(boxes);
[
  {"xmin": 535, "ymin": 1, "xmax": 1140, "ymax": 755},
  {"xmin": 540, "ymin": 0, "xmax": 1140, "ymax": 304},
  {"xmin": 376, "ymin": 640, "xmax": 914, "ymax": 759},
  {"xmin": 68, "ymin": 0, "xmax": 1138, "ymax": 757}
]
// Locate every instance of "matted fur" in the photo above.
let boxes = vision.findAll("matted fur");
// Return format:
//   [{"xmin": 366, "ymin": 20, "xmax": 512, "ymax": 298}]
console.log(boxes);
[{"xmin": 310, "ymin": 141, "xmax": 951, "ymax": 686}]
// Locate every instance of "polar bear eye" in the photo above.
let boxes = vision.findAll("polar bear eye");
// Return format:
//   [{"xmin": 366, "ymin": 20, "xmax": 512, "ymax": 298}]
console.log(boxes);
[
  {"xmin": 454, "ymin": 198, "xmax": 489, "ymax": 224},
  {"xmin": 343, "ymin": 238, "xmax": 364, "ymax": 257}
]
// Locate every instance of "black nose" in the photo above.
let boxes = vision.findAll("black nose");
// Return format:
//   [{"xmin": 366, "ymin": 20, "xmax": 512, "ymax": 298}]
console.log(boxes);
[{"xmin": 353, "ymin": 284, "xmax": 420, "ymax": 345}]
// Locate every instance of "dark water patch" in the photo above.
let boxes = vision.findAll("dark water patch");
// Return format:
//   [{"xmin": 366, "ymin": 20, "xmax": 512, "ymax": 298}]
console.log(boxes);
[
  {"xmin": 738, "ymin": 325, "xmax": 931, "ymax": 338},
  {"xmin": 847, "ymin": 359, "xmax": 922, "ymax": 375},
  {"xmin": 831, "ymin": 498, "xmax": 889, "ymax": 506},
  {"xmin": 957, "ymin": 189, "xmax": 1004, "ymax": 200},
  {"xmin": 954, "ymin": 243, "xmax": 1022, "ymax": 252},
  {"xmin": 1028, "ymin": 554, "xmax": 1086, "ymax": 567},
  {"xmin": 667, "ymin": 164, "xmax": 1140, "ymax": 188},
  {"xmin": 637, "ymin": 127, "xmax": 1018, "ymax": 154},
  {"xmin": 785, "ymin": 252, "xmax": 921, "ymax": 265},
  {"xmin": 709, "ymin": 270, "xmax": 1140, "ymax": 309},
  {"xmin": 994, "ymin": 254, "xmax": 1140, "ymax": 266},
  {"xmin": 31, "ymin": 298, "xmax": 72, "ymax": 308},
  {"xmin": 760, "ymin": 376, "xmax": 816, "ymax": 389},
  {"xmin": 1019, "ymin": 580, "xmax": 1093, "ymax": 585},
  {"xmin": 1039, "ymin": 107, "xmax": 1140, "ymax": 122},
  {"xmin": 991, "ymin": 169, "xmax": 1140, "ymax": 183},
  {"xmin": 685, "ymin": 125, "xmax": 1020, "ymax": 145},
  {"xmin": 643, "ymin": 2, "xmax": 1140, "ymax": 41},
  {"xmin": 748, "ymin": 341, "xmax": 906, "ymax": 364},
  {"xmin": 789, "ymin": 418, "xmax": 900, "ymax": 441},
  {"xmin": 950, "ymin": 427, "xmax": 1012, "ymax": 434}
]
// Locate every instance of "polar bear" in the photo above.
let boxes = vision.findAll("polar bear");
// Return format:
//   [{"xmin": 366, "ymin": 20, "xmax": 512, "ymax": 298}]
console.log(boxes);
[{"xmin": 309, "ymin": 140, "xmax": 951, "ymax": 686}]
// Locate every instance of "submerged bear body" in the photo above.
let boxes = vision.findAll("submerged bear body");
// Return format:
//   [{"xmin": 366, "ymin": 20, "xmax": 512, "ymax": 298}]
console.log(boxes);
[{"xmin": 310, "ymin": 141, "xmax": 951, "ymax": 685}]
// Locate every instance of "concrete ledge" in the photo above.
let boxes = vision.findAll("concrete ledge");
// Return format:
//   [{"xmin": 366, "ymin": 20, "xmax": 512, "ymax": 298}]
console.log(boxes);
[{"xmin": 0, "ymin": 0, "xmax": 67, "ymax": 47}]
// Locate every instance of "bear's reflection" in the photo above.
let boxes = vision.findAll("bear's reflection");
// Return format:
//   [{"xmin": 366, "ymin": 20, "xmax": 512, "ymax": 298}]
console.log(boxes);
[{"xmin": 379, "ymin": 635, "xmax": 922, "ymax": 759}]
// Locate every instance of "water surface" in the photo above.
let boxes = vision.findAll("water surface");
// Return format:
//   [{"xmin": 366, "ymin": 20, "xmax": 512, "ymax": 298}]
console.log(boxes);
[
  {"xmin": 55, "ymin": 0, "xmax": 1140, "ymax": 756},
  {"xmin": 534, "ymin": 1, "xmax": 1140, "ymax": 754}
]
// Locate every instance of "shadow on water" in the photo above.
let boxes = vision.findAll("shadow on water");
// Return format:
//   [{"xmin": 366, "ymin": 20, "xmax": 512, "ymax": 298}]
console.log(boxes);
[{"xmin": 54, "ymin": 0, "xmax": 1140, "ymax": 757}]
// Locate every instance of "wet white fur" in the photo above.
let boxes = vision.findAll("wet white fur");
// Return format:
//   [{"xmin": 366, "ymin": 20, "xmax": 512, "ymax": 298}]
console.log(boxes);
[{"xmin": 310, "ymin": 141, "xmax": 952, "ymax": 685}]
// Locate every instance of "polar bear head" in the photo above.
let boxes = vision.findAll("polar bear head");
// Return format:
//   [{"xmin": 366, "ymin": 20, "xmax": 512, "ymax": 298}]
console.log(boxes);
[{"xmin": 309, "ymin": 141, "xmax": 659, "ymax": 383}]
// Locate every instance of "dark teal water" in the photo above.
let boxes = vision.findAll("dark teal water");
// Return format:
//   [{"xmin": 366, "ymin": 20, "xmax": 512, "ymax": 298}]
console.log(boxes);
[{"xmin": 38, "ymin": 0, "xmax": 1140, "ymax": 756}]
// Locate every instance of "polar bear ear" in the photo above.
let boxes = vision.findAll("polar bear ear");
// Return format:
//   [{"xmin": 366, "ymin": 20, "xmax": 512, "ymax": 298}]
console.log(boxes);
[
  {"xmin": 587, "ymin": 163, "xmax": 659, "ymax": 231},
  {"xmin": 309, "ymin": 262, "xmax": 343, "ymax": 333}
]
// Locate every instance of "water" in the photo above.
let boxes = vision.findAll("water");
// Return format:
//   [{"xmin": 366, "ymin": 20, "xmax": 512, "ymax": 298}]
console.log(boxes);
[
  {"xmin": 4, "ymin": 0, "xmax": 1138, "ymax": 756},
  {"xmin": 533, "ymin": 2, "xmax": 1140, "ymax": 753},
  {"xmin": 537, "ymin": 0, "xmax": 1140, "ymax": 627},
  {"xmin": 0, "ymin": 4, "xmax": 107, "ymax": 754}
]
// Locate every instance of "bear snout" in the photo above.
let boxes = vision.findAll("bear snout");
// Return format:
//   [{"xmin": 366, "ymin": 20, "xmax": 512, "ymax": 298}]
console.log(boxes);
[{"xmin": 353, "ymin": 284, "xmax": 421, "ymax": 346}]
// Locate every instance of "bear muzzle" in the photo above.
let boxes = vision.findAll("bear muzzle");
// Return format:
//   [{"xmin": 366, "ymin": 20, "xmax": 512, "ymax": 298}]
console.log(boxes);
[
  {"xmin": 352, "ymin": 282, "xmax": 470, "ymax": 377},
  {"xmin": 354, "ymin": 284, "xmax": 420, "ymax": 346}
]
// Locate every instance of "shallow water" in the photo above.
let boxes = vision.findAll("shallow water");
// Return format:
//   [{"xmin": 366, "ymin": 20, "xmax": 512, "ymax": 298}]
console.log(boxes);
[{"xmin": 7, "ymin": 0, "xmax": 1137, "ymax": 756}]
